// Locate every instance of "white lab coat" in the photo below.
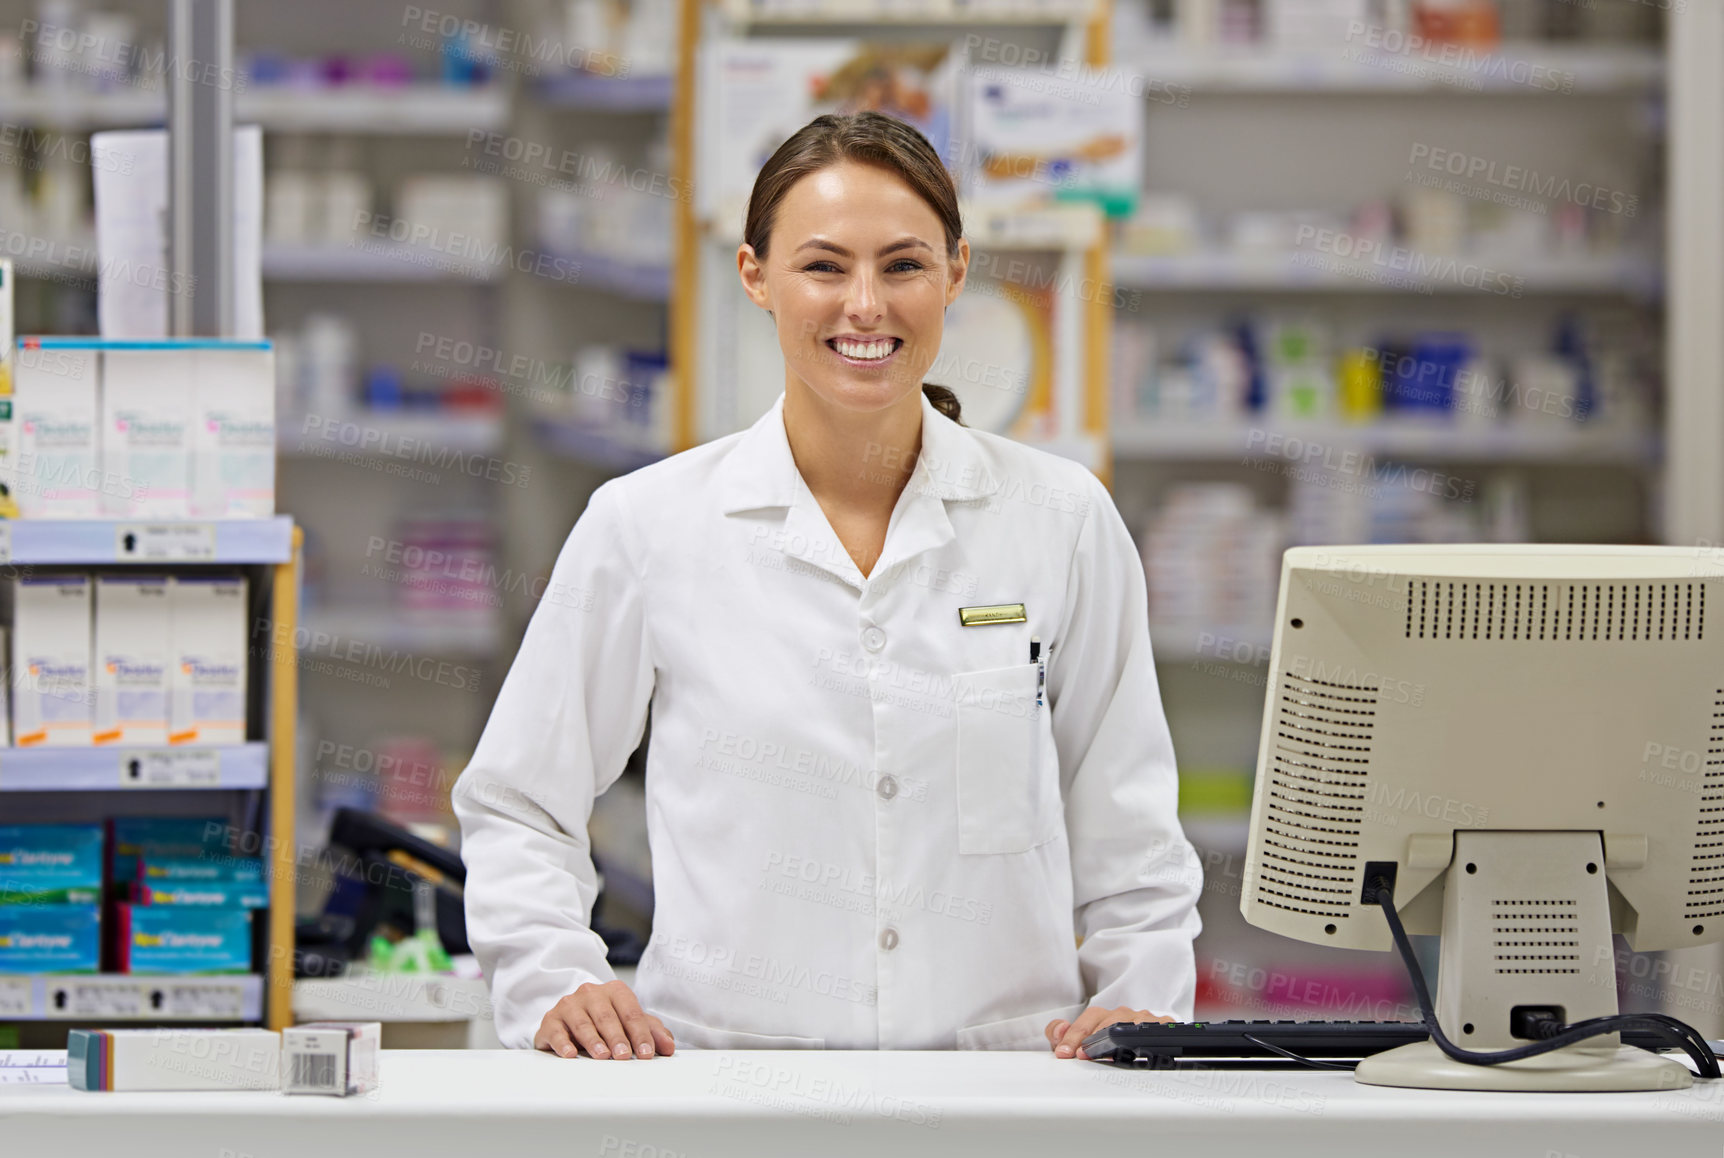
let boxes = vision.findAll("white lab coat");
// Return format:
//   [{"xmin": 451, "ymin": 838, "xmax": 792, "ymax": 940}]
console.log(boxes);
[{"xmin": 453, "ymin": 388, "xmax": 1203, "ymax": 1051}]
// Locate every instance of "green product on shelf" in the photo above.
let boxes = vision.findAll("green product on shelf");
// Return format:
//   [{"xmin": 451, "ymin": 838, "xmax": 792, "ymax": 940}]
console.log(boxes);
[
  {"xmin": 1178, "ymin": 767, "xmax": 1255, "ymax": 814},
  {"xmin": 0, "ymin": 824, "xmax": 105, "ymax": 905}
]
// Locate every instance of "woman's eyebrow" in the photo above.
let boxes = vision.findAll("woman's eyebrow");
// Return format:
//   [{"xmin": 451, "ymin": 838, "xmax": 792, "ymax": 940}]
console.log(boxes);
[{"xmin": 793, "ymin": 237, "xmax": 935, "ymax": 257}]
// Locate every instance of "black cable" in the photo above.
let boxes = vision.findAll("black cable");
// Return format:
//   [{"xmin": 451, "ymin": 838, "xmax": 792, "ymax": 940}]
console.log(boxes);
[
  {"xmin": 1366, "ymin": 876, "xmax": 1721, "ymax": 1080},
  {"xmin": 1240, "ymin": 1034, "xmax": 1355, "ymax": 1071}
]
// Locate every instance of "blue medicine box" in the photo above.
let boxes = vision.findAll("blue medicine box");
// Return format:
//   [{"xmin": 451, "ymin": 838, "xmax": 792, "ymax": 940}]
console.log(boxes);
[
  {"xmin": 0, "ymin": 904, "xmax": 102, "ymax": 972},
  {"xmin": 0, "ymin": 824, "xmax": 105, "ymax": 905},
  {"xmin": 109, "ymin": 817, "xmax": 230, "ymax": 883},
  {"xmin": 134, "ymin": 880, "xmax": 268, "ymax": 908},
  {"xmin": 117, "ymin": 904, "xmax": 252, "ymax": 973},
  {"xmin": 139, "ymin": 856, "xmax": 265, "ymax": 884}
]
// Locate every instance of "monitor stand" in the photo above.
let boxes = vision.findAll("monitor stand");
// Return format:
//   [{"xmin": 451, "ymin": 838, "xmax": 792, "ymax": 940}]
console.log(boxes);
[{"xmin": 1355, "ymin": 830, "xmax": 1694, "ymax": 1092}]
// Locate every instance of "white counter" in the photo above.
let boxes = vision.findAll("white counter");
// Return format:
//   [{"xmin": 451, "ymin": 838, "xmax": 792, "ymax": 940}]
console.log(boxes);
[{"xmin": 4, "ymin": 1048, "xmax": 1721, "ymax": 1157}]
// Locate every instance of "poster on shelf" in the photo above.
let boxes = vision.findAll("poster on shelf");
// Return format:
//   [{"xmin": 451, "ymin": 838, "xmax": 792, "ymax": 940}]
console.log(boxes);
[{"xmin": 698, "ymin": 37, "xmax": 966, "ymax": 235}]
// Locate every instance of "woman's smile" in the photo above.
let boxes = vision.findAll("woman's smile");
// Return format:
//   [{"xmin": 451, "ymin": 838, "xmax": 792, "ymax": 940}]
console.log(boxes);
[{"xmin": 825, "ymin": 334, "xmax": 904, "ymax": 368}]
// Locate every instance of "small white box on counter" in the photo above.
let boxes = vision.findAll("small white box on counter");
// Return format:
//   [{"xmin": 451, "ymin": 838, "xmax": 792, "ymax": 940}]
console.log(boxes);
[
  {"xmin": 69, "ymin": 1028, "xmax": 280, "ymax": 1091},
  {"xmin": 93, "ymin": 574, "xmax": 173, "ymax": 745},
  {"xmin": 281, "ymin": 1021, "xmax": 381, "ymax": 1096},
  {"xmin": 169, "ymin": 572, "xmax": 248, "ymax": 744},
  {"xmin": 12, "ymin": 572, "xmax": 93, "ymax": 746}
]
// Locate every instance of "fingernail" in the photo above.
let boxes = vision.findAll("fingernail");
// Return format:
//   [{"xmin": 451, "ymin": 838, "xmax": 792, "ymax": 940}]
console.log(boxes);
[
  {"xmin": 639, "ymin": 1041, "xmax": 654, "ymax": 1058},
  {"xmin": 615, "ymin": 1041, "xmax": 631, "ymax": 1058},
  {"xmin": 561, "ymin": 1045, "xmax": 575, "ymax": 1058},
  {"xmin": 593, "ymin": 1043, "xmax": 610, "ymax": 1057},
  {"xmin": 1056, "ymin": 1044, "xmax": 1073, "ymax": 1057},
  {"xmin": 1076, "ymin": 1048, "xmax": 1089, "ymax": 1060}
]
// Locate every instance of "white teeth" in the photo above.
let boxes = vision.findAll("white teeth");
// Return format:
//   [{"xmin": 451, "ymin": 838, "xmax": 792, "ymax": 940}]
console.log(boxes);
[{"xmin": 834, "ymin": 339, "xmax": 894, "ymax": 361}]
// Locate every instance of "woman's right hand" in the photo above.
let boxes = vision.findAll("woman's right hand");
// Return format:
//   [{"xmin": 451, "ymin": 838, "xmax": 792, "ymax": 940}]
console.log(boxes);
[{"xmin": 535, "ymin": 979, "xmax": 676, "ymax": 1059}]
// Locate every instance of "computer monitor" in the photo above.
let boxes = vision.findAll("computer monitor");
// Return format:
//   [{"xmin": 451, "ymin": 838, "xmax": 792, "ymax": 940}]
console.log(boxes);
[{"xmin": 1239, "ymin": 544, "xmax": 1724, "ymax": 1091}]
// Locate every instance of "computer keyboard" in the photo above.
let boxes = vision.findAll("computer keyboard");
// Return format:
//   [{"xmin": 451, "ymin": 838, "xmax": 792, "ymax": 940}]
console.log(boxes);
[{"xmin": 1081, "ymin": 1019, "xmax": 1678, "ymax": 1066}]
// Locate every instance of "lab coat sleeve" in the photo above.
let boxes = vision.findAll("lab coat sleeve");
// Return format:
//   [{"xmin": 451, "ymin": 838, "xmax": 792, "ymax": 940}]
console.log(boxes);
[
  {"xmin": 452, "ymin": 478, "xmax": 656, "ymax": 1049},
  {"xmin": 1050, "ymin": 470, "xmax": 1204, "ymax": 1021}
]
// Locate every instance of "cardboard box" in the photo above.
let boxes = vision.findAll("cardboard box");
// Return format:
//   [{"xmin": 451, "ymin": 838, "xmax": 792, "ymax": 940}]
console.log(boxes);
[
  {"xmin": 169, "ymin": 573, "xmax": 248, "ymax": 745},
  {"xmin": 94, "ymin": 574, "xmax": 173, "ymax": 745},
  {"xmin": 12, "ymin": 342, "xmax": 99, "ymax": 516},
  {"xmin": 190, "ymin": 347, "xmax": 275, "ymax": 518},
  {"xmin": 12, "ymin": 573, "xmax": 93, "ymax": 747},
  {"xmin": 116, "ymin": 903, "xmax": 252, "ymax": 973},
  {"xmin": 68, "ymin": 1028, "xmax": 280, "ymax": 1091},
  {"xmin": 0, "ymin": 823, "xmax": 104, "ymax": 904},
  {"xmin": 101, "ymin": 349, "xmax": 194, "ymax": 518},
  {"xmin": 0, "ymin": 904, "xmax": 101, "ymax": 972},
  {"xmin": 281, "ymin": 1021, "xmax": 381, "ymax": 1096}
]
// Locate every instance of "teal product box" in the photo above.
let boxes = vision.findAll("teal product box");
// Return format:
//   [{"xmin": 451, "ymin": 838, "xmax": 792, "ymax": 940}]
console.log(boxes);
[
  {"xmin": 108, "ymin": 816, "xmax": 230, "ymax": 883},
  {"xmin": 138, "ymin": 856, "xmax": 264, "ymax": 884},
  {"xmin": 116, "ymin": 903, "xmax": 252, "ymax": 973},
  {"xmin": 0, "ymin": 904, "xmax": 101, "ymax": 972},
  {"xmin": 0, "ymin": 824, "xmax": 104, "ymax": 905},
  {"xmin": 133, "ymin": 879, "xmax": 267, "ymax": 908}
]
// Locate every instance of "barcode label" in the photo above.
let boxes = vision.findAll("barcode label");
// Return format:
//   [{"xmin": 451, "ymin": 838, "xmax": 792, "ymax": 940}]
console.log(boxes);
[{"xmin": 291, "ymin": 1053, "xmax": 340, "ymax": 1091}]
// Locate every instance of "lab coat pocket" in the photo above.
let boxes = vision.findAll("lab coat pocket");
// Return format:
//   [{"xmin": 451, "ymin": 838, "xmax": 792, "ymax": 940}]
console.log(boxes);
[
  {"xmin": 956, "ymin": 1000, "xmax": 1088, "ymax": 1051},
  {"xmin": 653, "ymin": 1010, "xmax": 825, "ymax": 1050},
  {"xmin": 954, "ymin": 662, "xmax": 1049, "ymax": 855}
]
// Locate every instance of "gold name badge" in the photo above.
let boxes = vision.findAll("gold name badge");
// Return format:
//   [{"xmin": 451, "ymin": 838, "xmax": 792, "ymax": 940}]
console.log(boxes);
[{"xmin": 958, "ymin": 603, "xmax": 1027, "ymax": 627}]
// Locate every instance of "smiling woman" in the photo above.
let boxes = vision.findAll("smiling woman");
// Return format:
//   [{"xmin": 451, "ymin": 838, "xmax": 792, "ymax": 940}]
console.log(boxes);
[{"xmin": 736, "ymin": 112, "xmax": 974, "ymax": 579}]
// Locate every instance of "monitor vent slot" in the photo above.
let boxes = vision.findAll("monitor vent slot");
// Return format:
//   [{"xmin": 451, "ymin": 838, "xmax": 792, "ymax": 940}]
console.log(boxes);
[
  {"xmin": 1492, "ymin": 900, "xmax": 1580, "ymax": 974},
  {"xmin": 1405, "ymin": 581, "xmax": 1707, "ymax": 642},
  {"xmin": 1685, "ymin": 689, "xmax": 1724, "ymax": 917},
  {"xmin": 1255, "ymin": 673, "xmax": 1378, "ymax": 920}
]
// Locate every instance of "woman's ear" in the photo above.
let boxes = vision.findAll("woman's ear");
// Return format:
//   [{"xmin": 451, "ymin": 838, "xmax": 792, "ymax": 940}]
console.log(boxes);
[
  {"xmin": 945, "ymin": 236, "xmax": 970, "ymax": 307},
  {"xmin": 738, "ymin": 243, "xmax": 773, "ymax": 311}
]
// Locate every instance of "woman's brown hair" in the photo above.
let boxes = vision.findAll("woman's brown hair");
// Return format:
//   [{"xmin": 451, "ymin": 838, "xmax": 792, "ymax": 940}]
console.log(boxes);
[{"xmin": 743, "ymin": 110, "xmax": 965, "ymax": 426}]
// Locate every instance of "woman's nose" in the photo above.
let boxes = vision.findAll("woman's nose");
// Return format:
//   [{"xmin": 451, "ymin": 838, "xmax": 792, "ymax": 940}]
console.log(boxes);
[{"xmin": 845, "ymin": 271, "xmax": 884, "ymax": 323}]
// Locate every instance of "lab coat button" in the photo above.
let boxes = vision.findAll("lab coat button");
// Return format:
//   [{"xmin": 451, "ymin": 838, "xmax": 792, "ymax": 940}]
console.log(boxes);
[
  {"xmin": 879, "ymin": 927, "xmax": 899, "ymax": 951},
  {"xmin": 861, "ymin": 625, "xmax": 886, "ymax": 652},
  {"xmin": 876, "ymin": 774, "xmax": 898, "ymax": 800}
]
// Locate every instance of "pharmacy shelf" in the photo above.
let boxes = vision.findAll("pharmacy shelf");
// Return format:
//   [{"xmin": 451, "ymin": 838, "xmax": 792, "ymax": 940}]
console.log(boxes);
[
  {"xmin": 300, "ymin": 605, "xmax": 501, "ymax": 658},
  {"xmin": 0, "ymin": 743, "xmax": 268, "ymax": 792},
  {"xmin": 544, "ymin": 248, "xmax": 673, "ymax": 301},
  {"xmin": 720, "ymin": 0, "xmax": 1098, "ymax": 23},
  {"xmin": 0, "ymin": 83, "xmax": 508, "ymax": 133},
  {"xmin": 536, "ymin": 72, "xmax": 674, "ymax": 111},
  {"xmin": 0, "ymin": 973, "xmax": 264, "ymax": 1022},
  {"xmin": 261, "ymin": 241, "xmax": 506, "ymax": 283},
  {"xmin": 0, "ymin": 516, "xmax": 295, "ymax": 564},
  {"xmin": 1128, "ymin": 44, "xmax": 1663, "ymax": 95},
  {"xmin": 531, "ymin": 415, "xmax": 669, "ymax": 472},
  {"xmin": 293, "ymin": 971, "xmax": 492, "ymax": 1025},
  {"xmin": 1113, "ymin": 420, "xmax": 1658, "ymax": 465},
  {"xmin": 278, "ymin": 412, "xmax": 506, "ymax": 458},
  {"xmin": 1109, "ymin": 250, "xmax": 1662, "ymax": 297}
]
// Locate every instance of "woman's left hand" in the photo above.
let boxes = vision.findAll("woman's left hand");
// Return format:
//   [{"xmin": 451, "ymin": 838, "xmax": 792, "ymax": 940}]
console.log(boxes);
[{"xmin": 1045, "ymin": 1006, "xmax": 1173, "ymax": 1059}]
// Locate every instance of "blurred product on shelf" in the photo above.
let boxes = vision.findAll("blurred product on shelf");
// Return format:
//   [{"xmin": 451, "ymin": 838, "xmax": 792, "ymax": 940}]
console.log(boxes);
[
  {"xmin": 537, "ymin": 137, "xmax": 675, "ymax": 269},
  {"xmin": 0, "ymin": 903, "xmax": 101, "ymax": 972},
  {"xmin": 275, "ymin": 313, "xmax": 503, "ymax": 432},
  {"xmin": 116, "ymin": 903, "xmax": 252, "ymax": 973},
  {"xmin": 393, "ymin": 175, "xmax": 509, "ymax": 257},
  {"xmin": 7, "ymin": 571, "xmax": 248, "ymax": 749},
  {"xmin": 392, "ymin": 512, "xmax": 500, "ymax": 627},
  {"xmin": 1113, "ymin": 312, "xmax": 1650, "ymax": 434},
  {"xmin": 553, "ymin": 0, "xmax": 677, "ymax": 77},
  {"xmin": 1286, "ymin": 468, "xmax": 1529, "ymax": 545},
  {"xmin": 1114, "ymin": 0, "xmax": 1658, "ymax": 51},
  {"xmin": 0, "ymin": 822, "xmax": 104, "ymax": 905},
  {"xmin": 264, "ymin": 138, "xmax": 373, "ymax": 248},
  {"xmin": 548, "ymin": 343, "xmax": 673, "ymax": 454},
  {"xmin": 1141, "ymin": 483, "xmax": 1283, "ymax": 650}
]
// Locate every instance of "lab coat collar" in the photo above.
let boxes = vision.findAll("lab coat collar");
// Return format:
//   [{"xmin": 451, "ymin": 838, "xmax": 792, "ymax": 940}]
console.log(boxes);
[{"xmin": 718, "ymin": 389, "xmax": 1002, "ymax": 589}]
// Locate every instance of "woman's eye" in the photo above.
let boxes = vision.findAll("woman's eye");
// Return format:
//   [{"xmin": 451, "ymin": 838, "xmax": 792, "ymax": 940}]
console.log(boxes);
[
  {"xmin": 888, "ymin": 260, "xmax": 924, "ymax": 273},
  {"xmin": 803, "ymin": 261, "xmax": 841, "ymax": 273}
]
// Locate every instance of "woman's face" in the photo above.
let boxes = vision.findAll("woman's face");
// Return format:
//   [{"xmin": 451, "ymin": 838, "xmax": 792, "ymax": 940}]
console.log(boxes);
[{"xmin": 739, "ymin": 160, "xmax": 968, "ymax": 417}]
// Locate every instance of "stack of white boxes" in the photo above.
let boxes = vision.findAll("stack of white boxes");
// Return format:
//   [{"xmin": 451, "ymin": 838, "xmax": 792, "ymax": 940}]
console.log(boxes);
[
  {"xmin": 4, "ymin": 339, "xmax": 274, "ymax": 520},
  {"xmin": 11, "ymin": 571, "xmax": 248, "ymax": 748}
]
